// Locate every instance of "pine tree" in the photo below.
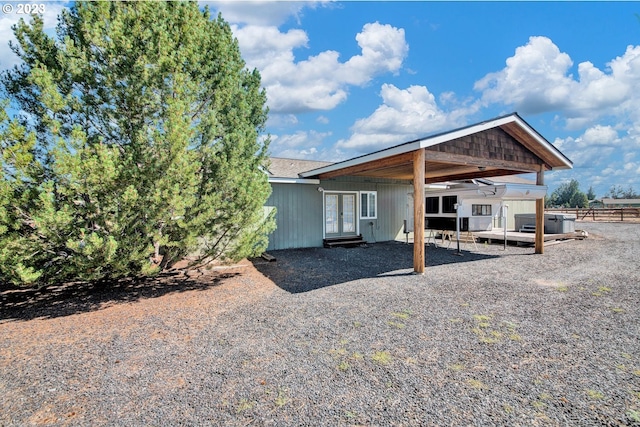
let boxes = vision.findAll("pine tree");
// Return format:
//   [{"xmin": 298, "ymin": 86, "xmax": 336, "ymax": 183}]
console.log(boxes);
[{"xmin": 0, "ymin": 2, "xmax": 274, "ymax": 286}]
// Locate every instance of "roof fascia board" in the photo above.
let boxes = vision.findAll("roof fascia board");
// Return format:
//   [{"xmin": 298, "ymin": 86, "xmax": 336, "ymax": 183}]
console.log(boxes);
[
  {"xmin": 300, "ymin": 140, "xmax": 423, "ymax": 178},
  {"xmin": 509, "ymin": 115, "xmax": 573, "ymax": 170},
  {"xmin": 268, "ymin": 177, "xmax": 320, "ymax": 185}
]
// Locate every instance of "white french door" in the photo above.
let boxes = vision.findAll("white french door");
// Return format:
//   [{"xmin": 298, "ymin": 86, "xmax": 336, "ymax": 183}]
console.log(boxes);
[{"xmin": 324, "ymin": 193, "xmax": 357, "ymax": 237}]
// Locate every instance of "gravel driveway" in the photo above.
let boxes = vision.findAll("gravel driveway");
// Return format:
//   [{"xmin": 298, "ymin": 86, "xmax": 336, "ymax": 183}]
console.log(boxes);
[{"xmin": 1, "ymin": 222, "xmax": 639, "ymax": 426}]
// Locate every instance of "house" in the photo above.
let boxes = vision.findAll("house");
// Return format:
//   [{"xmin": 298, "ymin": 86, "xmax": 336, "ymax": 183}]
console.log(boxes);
[
  {"xmin": 265, "ymin": 157, "xmax": 413, "ymax": 250},
  {"xmin": 601, "ymin": 198, "xmax": 640, "ymax": 208},
  {"xmin": 264, "ymin": 113, "xmax": 573, "ymax": 273}
]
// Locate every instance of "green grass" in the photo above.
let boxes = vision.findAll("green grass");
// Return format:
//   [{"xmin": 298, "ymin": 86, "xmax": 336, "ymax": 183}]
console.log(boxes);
[
  {"xmin": 627, "ymin": 410, "xmax": 640, "ymax": 423},
  {"xmin": 236, "ymin": 399, "xmax": 254, "ymax": 413},
  {"xmin": 586, "ymin": 389, "xmax": 604, "ymax": 400},
  {"xmin": 387, "ymin": 321, "xmax": 406, "ymax": 329},
  {"xmin": 274, "ymin": 388, "xmax": 289, "ymax": 407},
  {"xmin": 466, "ymin": 379, "xmax": 487, "ymax": 389},
  {"xmin": 371, "ymin": 351, "xmax": 392, "ymax": 365},
  {"xmin": 390, "ymin": 310, "xmax": 412, "ymax": 320},
  {"xmin": 337, "ymin": 360, "xmax": 350, "ymax": 371}
]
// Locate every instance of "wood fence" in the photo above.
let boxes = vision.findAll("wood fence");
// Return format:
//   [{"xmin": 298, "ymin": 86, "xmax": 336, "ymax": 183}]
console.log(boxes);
[{"xmin": 546, "ymin": 207, "xmax": 640, "ymax": 222}]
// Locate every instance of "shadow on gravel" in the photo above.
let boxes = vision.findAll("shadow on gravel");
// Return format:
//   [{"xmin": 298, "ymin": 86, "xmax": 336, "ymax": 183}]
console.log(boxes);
[
  {"xmin": 0, "ymin": 271, "xmax": 235, "ymax": 322},
  {"xmin": 252, "ymin": 241, "xmax": 498, "ymax": 293}
]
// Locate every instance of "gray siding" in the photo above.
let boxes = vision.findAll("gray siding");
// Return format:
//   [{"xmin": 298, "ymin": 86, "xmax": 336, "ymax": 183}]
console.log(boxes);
[
  {"xmin": 266, "ymin": 183, "xmax": 323, "ymax": 250},
  {"xmin": 266, "ymin": 177, "xmax": 412, "ymax": 250}
]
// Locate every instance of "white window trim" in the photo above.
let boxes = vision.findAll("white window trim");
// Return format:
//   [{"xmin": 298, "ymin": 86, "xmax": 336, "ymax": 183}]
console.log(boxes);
[
  {"xmin": 322, "ymin": 191, "xmax": 360, "ymax": 238},
  {"xmin": 360, "ymin": 191, "xmax": 378, "ymax": 220}
]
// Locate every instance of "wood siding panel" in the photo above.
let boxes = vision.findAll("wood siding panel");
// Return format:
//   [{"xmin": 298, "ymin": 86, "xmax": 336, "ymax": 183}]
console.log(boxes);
[{"xmin": 425, "ymin": 128, "xmax": 541, "ymax": 166}]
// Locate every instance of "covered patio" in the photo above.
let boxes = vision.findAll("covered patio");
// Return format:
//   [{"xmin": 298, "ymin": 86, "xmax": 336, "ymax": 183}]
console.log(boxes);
[{"xmin": 301, "ymin": 113, "xmax": 573, "ymax": 274}]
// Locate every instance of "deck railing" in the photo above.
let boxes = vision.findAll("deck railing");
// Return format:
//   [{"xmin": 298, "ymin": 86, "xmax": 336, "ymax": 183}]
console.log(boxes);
[{"xmin": 546, "ymin": 207, "xmax": 640, "ymax": 222}]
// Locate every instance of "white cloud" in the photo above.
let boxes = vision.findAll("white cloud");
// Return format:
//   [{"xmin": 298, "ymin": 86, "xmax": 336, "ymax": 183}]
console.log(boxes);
[
  {"xmin": 266, "ymin": 113, "xmax": 299, "ymax": 128},
  {"xmin": 577, "ymin": 125, "xmax": 620, "ymax": 148},
  {"xmin": 475, "ymin": 36, "xmax": 574, "ymax": 114},
  {"xmin": 475, "ymin": 37, "xmax": 640, "ymax": 131},
  {"xmin": 335, "ymin": 84, "xmax": 478, "ymax": 154},
  {"xmin": 0, "ymin": 2, "xmax": 67, "ymax": 71},
  {"xmin": 233, "ymin": 22, "xmax": 409, "ymax": 113},
  {"xmin": 269, "ymin": 130, "xmax": 333, "ymax": 159},
  {"xmin": 206, "ymin": 1, "xmax": 330, "ymax": 27}
]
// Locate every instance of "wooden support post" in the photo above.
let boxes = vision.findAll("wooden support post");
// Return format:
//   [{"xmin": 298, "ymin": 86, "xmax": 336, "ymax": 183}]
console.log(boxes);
[
  {"xmin": 535, "ymin": 168, "xmax": 544, "ymax": 254},
  {"xmin": 413, "ymin": 149, "xmax": 425, "ymax": 274}
]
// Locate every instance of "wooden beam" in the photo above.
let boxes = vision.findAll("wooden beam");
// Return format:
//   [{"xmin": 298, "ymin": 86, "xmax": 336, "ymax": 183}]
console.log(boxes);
[
  {"xmin": 424, "ymin": 168, "xmax": 530, "ymax": 184},
  {"xmin": 424, "ymin": 149, "xmax": 540, "ymax": 173},
  {"xmin": 318, "ymin": 151, "xmax": 414, "ymax": 179},
  {"xmin": 413, "ymin": 149, "xmax": 425, "ymax": 274},
  {"xmin": 535, "ymin": 167, "xmax": 545, "ymax": 254}
]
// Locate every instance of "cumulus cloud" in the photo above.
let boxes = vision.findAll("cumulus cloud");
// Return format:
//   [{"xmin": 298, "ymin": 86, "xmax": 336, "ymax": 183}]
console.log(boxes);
[
  {"xmin": 475, "ymin": 36, "xmax": 574, "ymax": 114},
  {"xmin": 233, "ymin": 22, "xmax": 409, "ymax": 113},
  {"xmin": 269, "ymin": 130, "xmax": 334, "ymax": 159},
  {"xmin": 475, "ymin": 36, "xmax": 640, "ymax": 130},
  {"xmin": 206, "ymin": 1, "xmax": 330, "ymax": 27},
  {"xmin": 335, "ymin": 84, "xmax": 478, "ymax": 154}
]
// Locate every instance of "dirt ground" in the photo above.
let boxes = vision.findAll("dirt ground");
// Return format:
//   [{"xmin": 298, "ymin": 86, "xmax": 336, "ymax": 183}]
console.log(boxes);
[
  {"xmin": 1, "ymin": 222, "xmax": 639, "ymax": 426},
  {"xmin": 0, "ymin": 263, "xmax": 277, "ymax": 425}
]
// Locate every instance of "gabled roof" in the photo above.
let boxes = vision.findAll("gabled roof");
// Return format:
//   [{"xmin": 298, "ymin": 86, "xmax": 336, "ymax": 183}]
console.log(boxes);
[
  {"xmin": 478, "ymin": 175, "xmax": 536, "ymax": 185},
  {"xmin": 267, "ymin": 157, "xmax": 334, "ymax": 178},
  {"xmin": 300, "ymin": 113, "xmax": 572, "ymax": 183}
]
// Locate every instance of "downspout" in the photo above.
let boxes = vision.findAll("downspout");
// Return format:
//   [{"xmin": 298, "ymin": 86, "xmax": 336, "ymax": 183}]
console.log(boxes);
[
  {"xmin": 502, "ymin": 203, "xmax": 508, "ymax": 250},
  {"xmin": 454, "ymin": 202, "xmax": 462, "ymax": 256}
]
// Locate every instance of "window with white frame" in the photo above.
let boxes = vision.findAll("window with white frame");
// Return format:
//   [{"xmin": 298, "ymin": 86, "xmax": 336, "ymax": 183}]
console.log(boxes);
[
  {"xmin": 472, "ymin": 204, "xmax": 492, "ymax": 216},
  {"xmin": 360, "ymin": 191, "xmax": 377, "ymax": 219}
]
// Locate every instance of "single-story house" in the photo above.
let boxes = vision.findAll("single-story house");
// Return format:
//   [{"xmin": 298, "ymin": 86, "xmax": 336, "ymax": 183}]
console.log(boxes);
[
  {"xmin": 601, "ymin": 198, "xmax": 640, "ymax": 208},
  {"xmin": 264, "ymin": 113, "xmax": 573, "ymax": 273}
]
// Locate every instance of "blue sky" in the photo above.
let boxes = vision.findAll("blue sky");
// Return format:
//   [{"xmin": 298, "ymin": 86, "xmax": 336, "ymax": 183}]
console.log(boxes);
[{"xmin": 2, "ymin": 1, "xmax": 640, "ymax": 197}]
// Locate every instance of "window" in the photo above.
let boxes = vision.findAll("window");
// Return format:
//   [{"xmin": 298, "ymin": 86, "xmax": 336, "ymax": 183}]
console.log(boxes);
[
  {"xmin": 360, "ymin": 191, "xmax": 377, "ymax": 219},
  {"xmin": 472, "ymin": 204, "xmax": 492, "ymax": 216},
  {"xmin": 425, "ymin": 197, "xmax": 439, "ymax": 214},
  {"xmin": 442, "ymin": 195, "xmax": 457, "ymax": 213}
]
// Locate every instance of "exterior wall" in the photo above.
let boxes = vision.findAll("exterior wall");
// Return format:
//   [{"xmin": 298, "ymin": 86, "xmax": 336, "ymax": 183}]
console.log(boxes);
[
  {"xmin": 493, "ymin": 200, "xmax": 536, "ymax": 230},
  {"xmin": 266, "ymin": 177, "xmax": 412, "ymax": 250},
  {"xmin": 320, "ymin": 177, "xmax": 412, "ymax": 244},
  {"xmin": 266, "ymin": 183, "xmax": 324, "ymax": 250},
  {"xmin": 602, "ymin": 198, "xmax": 640, "ymax": 208}
]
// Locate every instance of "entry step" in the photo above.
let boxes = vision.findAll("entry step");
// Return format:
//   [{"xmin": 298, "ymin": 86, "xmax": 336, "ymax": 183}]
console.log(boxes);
[{"xmin": 323, "ymin": 235, "xmax": 367, "ymax": 248}]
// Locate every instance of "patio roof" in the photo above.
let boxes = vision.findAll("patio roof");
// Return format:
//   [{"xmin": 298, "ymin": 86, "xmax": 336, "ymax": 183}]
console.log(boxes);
[
  {"xmin": 300, "ymin": 113, "xmax": 572, "ymax": 183},
  {"xmin": 301, "ymin": 112, "xmax": 571, "ymax": 274}
]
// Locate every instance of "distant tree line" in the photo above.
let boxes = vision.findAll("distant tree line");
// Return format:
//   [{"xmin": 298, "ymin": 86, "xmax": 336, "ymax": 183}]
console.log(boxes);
[
  {"xmin": 605, "ymin": 185, "xmax": 640, "ymax": 199},
  {"xmin": 546, "ymin": 180, "xmax": 639, "ymax": 208}
]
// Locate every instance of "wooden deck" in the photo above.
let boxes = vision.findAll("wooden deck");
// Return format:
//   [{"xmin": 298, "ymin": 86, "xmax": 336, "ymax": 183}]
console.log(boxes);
[{"xmin": 474, "ymin": 228, "xmax": 587, "ymax": 246}]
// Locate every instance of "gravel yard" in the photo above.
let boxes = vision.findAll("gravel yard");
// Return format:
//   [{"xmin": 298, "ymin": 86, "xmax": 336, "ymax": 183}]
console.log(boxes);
[{"xmin": 1, "ymin": 222, "xmax": 639, "ymax": 426}]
